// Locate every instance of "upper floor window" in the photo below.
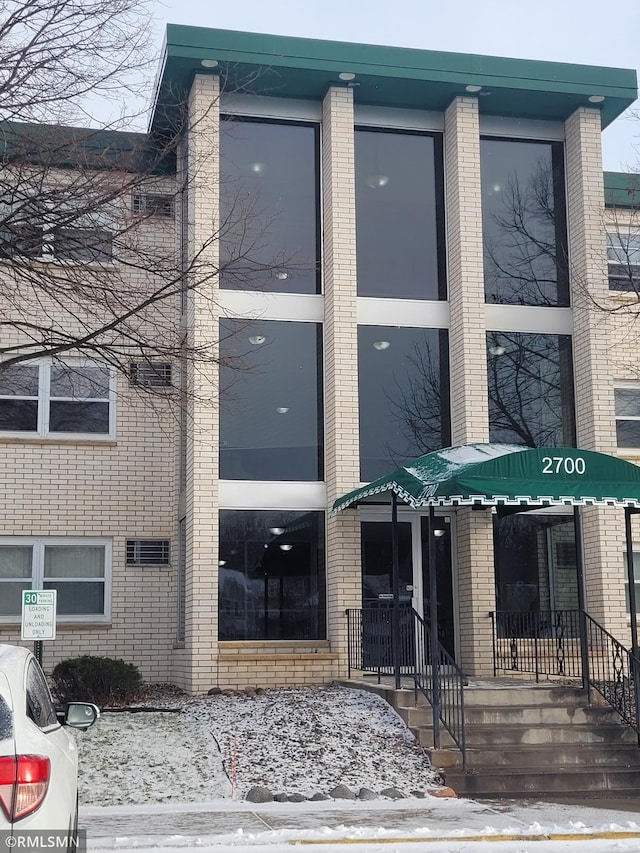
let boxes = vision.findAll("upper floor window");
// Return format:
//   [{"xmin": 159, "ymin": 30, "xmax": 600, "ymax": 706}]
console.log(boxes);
[
  {"xmin": 0, "ymin": 225, "xmax": 112, "ymax": 263},
  {"xmin": 355, "ymin": 129, "xmax": 445, "ymax": 300},
  {"xmin": 481, "ymin": 138, "xmax": 568, "ymax": 306},
  {"xmin": 358, "ymin": 325, "xmax": 450, "ymax": 482},
  {"xmin": 0, "ymin": 360, "xmax": 114, "ymax": 438},
  {"xmin": 615, "ymin": 387, "xmax": 640, "ymax": 447},
  {"xmin": 220, "ymin": 118, "xmax": 320, "ymax": 294},
  {"xmin": 219, "ymin": 319, "xmax": 323, "ymax": 481},
  {"xmin": 0, "ymin": 538, "xmax": 110, "ymax": 622},
  {"xmin": 487, "ymin": 331, "xmax": 575, "ymax": 447},
  {"xmin": 607, "ymin": 231, "xmax": 640, "ymax": 292}
]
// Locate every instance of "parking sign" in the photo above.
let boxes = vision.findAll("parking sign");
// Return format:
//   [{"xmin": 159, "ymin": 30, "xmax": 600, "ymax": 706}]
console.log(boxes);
[{"xmin": 21, "ymin": 590, "xmax": 57, "ymax": 640}]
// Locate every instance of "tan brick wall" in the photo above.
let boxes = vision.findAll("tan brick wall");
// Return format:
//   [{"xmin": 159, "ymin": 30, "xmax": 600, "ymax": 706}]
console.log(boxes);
[
  {"xmin": 217, "ymin": 643, "xmax": 339, "ymax": 688},
  {"xmin": 322, "ymin": 86, "xmax": 362, "ymax": 676},
  {"xmin": 565, "ymin": 107, "xmax": 627, "ymax": 635},
  {"xmin": 178, "ymin": 73, "xmax": 221, "ymax": 692},
  {"xmin": 445, "ymin": 96, "xmax": 489, "ymax": 446}
]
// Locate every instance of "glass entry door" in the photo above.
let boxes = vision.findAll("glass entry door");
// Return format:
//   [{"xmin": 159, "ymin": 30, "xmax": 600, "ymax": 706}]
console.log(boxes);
[{"xmin": 360, "ymin": 512, "xmax": 456, "ymax": 659}]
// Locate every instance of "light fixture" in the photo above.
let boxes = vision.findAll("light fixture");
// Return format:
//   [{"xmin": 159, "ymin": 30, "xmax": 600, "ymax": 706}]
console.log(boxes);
[
  {"xmin": 269, "ymin": 527, "xmax": 285, "ymax": 535},
  {"xmin": 279, "ymin": 544, "xmax": 293, "ymax": 551},
  {"xmin": 218, "ymin": 559, "xmax": 227, "ymax": 566},
  {"xmin": 248, "ymin": 335, "xmax": 266, "ymax": 345},
  {"xmin": 433, "ymin": 529, "xmax": 446, "ymax": 538},
  {"xmin": 276, "ymin": 407, "xmax": 289, "ymax": 414},
  {"xmin": 492, "ymin": 183, "xmax": 502, "ymax": 194},
  {"xmin": 489, "ymin": 344, "xmax": 506, "ymax": 356},
  {"xmin": 250, "ymin": 161, "xmax": 267, "ymax": 175},
  {"xmin": 366, "ymin": 174, "xmax": 390, "ymax": 189},
  {"xmin": 339, "ymin": 72, "xmax": 356, "ymax": 81},
  {"xmin": 373, "ymin": 340, "xmax": 391, "ymax": 351},
  {"xmin": 465, "ymin": 84, "xmax": 482, "ymax": 93},
  {"xmin": 589, "ymin": 95, "xmax": 605, "ymax": 104},
  {"xmin": 274, "ymin": 271, "xmax": 289, "ymax": 280},
  {"xmin": 201, "ymin": 59, "xmax": 219, "ymax": 68}
]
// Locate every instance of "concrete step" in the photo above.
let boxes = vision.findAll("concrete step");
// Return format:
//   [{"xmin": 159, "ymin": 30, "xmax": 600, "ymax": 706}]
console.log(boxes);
[
  {"xmin": 412, "ymin": 720, "xmax": 636, "ymax": 747},
  {"xmin": 463, "ymin": 703, "xmax": 617, "ymax": 726},
  {"xmin": 463, "ymin": 685, "xmax": 585, "ymax": 707},
  {"xmin": 444, "ymin": 765, "xmax": 640, "ymax": 797},
  {"xmin": 465, "ymin": 743, "xmax": 640, "ymax": 769}
]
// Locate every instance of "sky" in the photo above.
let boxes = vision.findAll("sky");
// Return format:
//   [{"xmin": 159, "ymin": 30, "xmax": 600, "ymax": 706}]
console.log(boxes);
[{"xmin": 150, "ymin": 0, "xmax": 640, "ymax": 172}]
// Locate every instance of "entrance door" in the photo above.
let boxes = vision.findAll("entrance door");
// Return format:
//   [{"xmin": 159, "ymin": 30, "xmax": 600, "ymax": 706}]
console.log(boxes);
[{"xmin": 360, "ymin": 512, "xmax": 456, "ymax": 659}]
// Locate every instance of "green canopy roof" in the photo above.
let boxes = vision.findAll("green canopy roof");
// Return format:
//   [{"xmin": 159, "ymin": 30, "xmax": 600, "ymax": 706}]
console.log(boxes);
[{"xmin": 332, "ymin": 444, "xmax": 640, "ymax": 513}]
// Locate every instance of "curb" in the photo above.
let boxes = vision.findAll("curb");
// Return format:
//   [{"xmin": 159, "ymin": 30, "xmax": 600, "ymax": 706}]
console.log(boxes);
[{"xmin": 290, "ymin": 830, "xmax": 640, "ymax": 844}]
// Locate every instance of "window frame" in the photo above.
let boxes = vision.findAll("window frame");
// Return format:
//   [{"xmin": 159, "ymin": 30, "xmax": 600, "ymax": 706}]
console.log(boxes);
[
  {"xmin": 0, "ymin": 358, "xmax": 116, "ymax": 439},
  {"xmin": 614, "ymin": 385, "xmax": 640, "ymax": 449},
  {"xmin": 0, "ymin": 536, "xmax": 112, "ymax": 624},
  {"xmin": 607, "ymin": 230, "xmax": 640, "ymax": 292}
]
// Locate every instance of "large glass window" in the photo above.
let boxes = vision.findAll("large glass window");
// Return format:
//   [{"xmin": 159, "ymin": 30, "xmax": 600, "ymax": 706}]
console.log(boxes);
[
  {"xmin": 0, "ymin": 360, "xmax": 113, "ymax": 437},
  {"xmin": 481, "ymin": 138, "xmax": 568, "ymax": 306},
  {"xmin": 487, "ymin": 332, "xmax": 575, "ymax": 447},
  {"xmin": 219, "ymin": 320, "xmax": 323, "ymax": 480},
  {"xmin": 355, "ymin": 129, "xmax": 444, "ymax": 300},
  {"xmin": 219, "ymin": 119, "xmax": 320, "ymax": 293},
  {"xmin": 607, "ymin": 231, "xmax": 640, "ymax": 291},
  {"xmin": 0, "ymin": 538, "xmax": 109, "ymax": 621},
  {"xmin": 615, "ymin": 387, "xmax": 640, "ymax": 447},
  {"xmin": 358, "ymin": 326, "xmax": 450, "ymax": 482},
  {"xmin": 218, "ymin": 510, "xmax": 326, "ymax": 640}
]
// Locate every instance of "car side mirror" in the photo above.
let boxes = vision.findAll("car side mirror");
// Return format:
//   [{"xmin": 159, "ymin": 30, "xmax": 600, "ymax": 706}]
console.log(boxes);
[{"xmin": 63, "ymin": 702, "xmax": 100, "ymax": 730}]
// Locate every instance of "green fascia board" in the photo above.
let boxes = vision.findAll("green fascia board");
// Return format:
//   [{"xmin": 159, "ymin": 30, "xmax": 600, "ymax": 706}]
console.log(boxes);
[
  {"xmin": 0, "ymin": 121, "xmax": 175, "ymax": 174},
  {"xmin": 604, "ymin": 170, "xmax": 640, "ymax": 208},
  {"xmin": 150, "ymin": 25, "xmax": 637, "ymax": 135}
]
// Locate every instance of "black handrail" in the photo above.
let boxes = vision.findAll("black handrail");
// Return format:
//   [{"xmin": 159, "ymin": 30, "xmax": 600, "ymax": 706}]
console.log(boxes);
[
  {"xmin": 490, "ymin": 608, "xmax": 640, "ymax": 740},
  {"xmin": 346, "ymin": 606, "xmax": 466, "ymax": 767}
]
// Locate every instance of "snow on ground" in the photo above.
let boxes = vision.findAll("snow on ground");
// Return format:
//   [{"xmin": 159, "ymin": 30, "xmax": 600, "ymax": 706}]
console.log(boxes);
[{"xmin": 76, "ymin": 685, "xmax": 440, "ymax": 806}]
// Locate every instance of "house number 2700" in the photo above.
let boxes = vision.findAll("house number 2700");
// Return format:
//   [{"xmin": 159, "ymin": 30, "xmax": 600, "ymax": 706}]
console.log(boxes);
[{"xmin": 541, "ymin": 456, "xmax": 586, "ymax": 475}]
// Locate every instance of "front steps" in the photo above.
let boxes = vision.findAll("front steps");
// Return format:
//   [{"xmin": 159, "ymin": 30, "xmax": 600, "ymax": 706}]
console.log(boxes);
[{"xmin": 347, "ymin": 678, "xmax": 640, "ymax": 797}]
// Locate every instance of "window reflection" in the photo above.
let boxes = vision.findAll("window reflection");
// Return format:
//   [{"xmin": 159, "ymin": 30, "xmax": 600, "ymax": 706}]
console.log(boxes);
[
  {"xmin": 220, "ymin": 119, "xmax": 320, "ymax": 293},
  {"xmin": 481, "ymin": 139, "xmax": 568, "ymax": 306},
  {"xmin": 358, "ymin": 326, "xmax": 450, "ymax": 481},
  {"xmin": 355, "ymin": 129, "xmax": 444, "ymax": 300},
  {"xmin": 219, "ymin": 319, "xmax": 323, "ymax": 480},
  {"xmin": 218, "ymin": 510, "xmax": 326, "ymax": 640},
  {"xmin": 487, "ymin": 331, "xmax": 575, "ymax": 447}
]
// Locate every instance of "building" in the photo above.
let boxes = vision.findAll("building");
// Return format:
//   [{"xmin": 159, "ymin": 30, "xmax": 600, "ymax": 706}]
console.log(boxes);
[{"xmin": 0, "ymin": 26, "xmax": 639, "ymax": 695}]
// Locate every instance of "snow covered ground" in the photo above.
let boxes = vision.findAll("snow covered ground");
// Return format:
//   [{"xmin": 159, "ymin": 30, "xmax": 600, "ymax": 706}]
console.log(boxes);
[{"xmin": 76, "ymin": 683, "xmax": 640, "ymax": 851}]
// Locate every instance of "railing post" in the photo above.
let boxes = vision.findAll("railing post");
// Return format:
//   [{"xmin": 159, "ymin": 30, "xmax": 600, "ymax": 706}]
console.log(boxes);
[
  {"xmin": 490, "ymin": 612, "xmax": 496, "ymax": 676},
  {"xmin": 391, "ymin": 493, "xmax": 402, "ymax": 690},
  {"xmin": 428, "ymin": 506, "xmax": 441, "ymax": 748},
  {"xmin": 573, "ymin": 507, "xmax": 590, "ymax": 696}
]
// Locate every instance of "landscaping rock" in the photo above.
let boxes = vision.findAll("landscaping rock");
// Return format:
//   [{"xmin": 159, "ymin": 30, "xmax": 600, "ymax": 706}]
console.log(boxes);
[
  {"xmin": 380, "ymin": 787, "xmax": 405, "ymax": 800},
  {"xmin": 245, "ymin": 786, "xmax": 273, "ymax": 803},
  {"xmin": 358, "ymin": 787, "xmax": 378, "ymax": 801},
  {"xmin": 273, "ymin": 793, "xmax": 288, "ymax": 802},
  {"xmin": 329, "ymin": 785, "xmax": 356, "ymax": 800},
  {"xmin": 287, "ymin": 793, "xmax": 305, "ymax": 803},
  {"xmin": 309, "ymin": 792, "xmax": 330, "ymax": 801},
  {"xmin": 428, "ymin": 786, "xmax": 457, "ymax": 798},
  {"xmin": 207, "ymin": 687, "xmax": 222, "ymax": 696},
  {"xmin": 410, "ymin": 790, "xmax": 426, "ymax": 799}
]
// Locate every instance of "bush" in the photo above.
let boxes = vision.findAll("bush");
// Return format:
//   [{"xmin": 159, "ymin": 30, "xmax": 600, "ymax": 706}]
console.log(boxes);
[{"xmin": 51, "ymin": 655, "xmax": 144, "ymax": 708}]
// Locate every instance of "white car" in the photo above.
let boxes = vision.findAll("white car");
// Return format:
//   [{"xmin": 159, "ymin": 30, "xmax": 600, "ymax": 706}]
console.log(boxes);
[{"xmin": 0, "ymin": 644, "xmax": 99, "ymax": 839}]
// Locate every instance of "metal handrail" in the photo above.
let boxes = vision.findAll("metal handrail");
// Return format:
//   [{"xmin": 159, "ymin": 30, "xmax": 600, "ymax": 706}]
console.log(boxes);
[
  {"xmin": 490, "ymin": 608, "xmax": 640, "ymax": 740},
  {"xmin": 346, "ymin": 606, "xmax": 466, "ymax": 767}
]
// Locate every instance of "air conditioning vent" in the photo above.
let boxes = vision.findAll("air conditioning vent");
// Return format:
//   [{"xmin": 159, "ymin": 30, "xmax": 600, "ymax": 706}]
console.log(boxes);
[
  {"xmin": 132, "ymin": 194, "xmax": 175, "ymax": 219},
  {"xmin": 126, "ymin": 540, "xmax": 170, "ymax": 565},
  {"xmin": 130, "ymin": 362, "xmax": 172, "ymax": 387}
]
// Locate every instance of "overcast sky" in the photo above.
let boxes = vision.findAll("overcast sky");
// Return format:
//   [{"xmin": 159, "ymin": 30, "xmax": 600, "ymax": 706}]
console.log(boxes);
[{"xmin": 152, "ymin": 0, "xmax": 639, "ymax": 172}]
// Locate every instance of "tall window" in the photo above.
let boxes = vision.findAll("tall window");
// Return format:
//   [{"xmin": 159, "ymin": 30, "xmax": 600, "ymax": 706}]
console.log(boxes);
[
  {"xmin": 481, "ymin": 138, "xmax": 568, "ymax": 306},
  {"xmin": 607, "ymin": 231, "xmax": 640, "ymax": 291},
  {"xmin": 219, "ymin": 119, "xmax": 320, "ymax": 293},
  {"xmin": 487, "ymin": 332, "xmax": 575, "ymax": 447},
  {"xmin": 218, "ymin": 510, "xmax": 326, "ymax": 640},
  {"xmin": 0, "ymin": 360, "xmax": 114, "ymax": 437},
  {"xmin": 219, "ymin": 320, "xmax": 323, "ymax": 481},
  {"xmin": 615, "ymin": 387, "xmax": 640, "ymax": 448},
  {"xmin": 355, "ymin": 129, "xmax": 445, "ymax": 299},
  {"xmin": 0, "ymin": 538, "xmax": 110, "ymax": 621},
  {"xmin": 358, "ymin": 326, "xmax": 450, "ymax": 481}
]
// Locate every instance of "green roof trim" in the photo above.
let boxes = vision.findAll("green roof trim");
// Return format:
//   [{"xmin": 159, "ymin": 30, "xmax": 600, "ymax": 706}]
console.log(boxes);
[
  {"xmin": 333, "ymin": 444, "xmax": 640, "ymax": 512},
  {"xmin": 604, "ymin": 171, "xmax": 639, "ymax": 208},
  {"xmin": 150, "ymin": 25, "xmax": 637, "ymax": 135}
]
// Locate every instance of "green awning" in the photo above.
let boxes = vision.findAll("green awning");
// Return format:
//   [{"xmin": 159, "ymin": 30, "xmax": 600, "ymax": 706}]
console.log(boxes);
[{"xmin": 332, "ymin": 444, "xmax": 640, "ymax": 513}]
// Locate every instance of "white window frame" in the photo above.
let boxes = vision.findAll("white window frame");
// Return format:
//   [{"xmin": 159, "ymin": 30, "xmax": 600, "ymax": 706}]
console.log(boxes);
[
  {"xmin": 0, "ymin": 358, "xmax": 116, "ymax": 440},
  {"xmin": 614, "ymin": 384, "xmax": 640, "ymax": 450},
  {"xmin": 607, "ymin": 230, "xmax": 640, "ymax": 291},
  {"xmin": 0, "ymin": 536, "xmax": 112, "ymax": 624}
]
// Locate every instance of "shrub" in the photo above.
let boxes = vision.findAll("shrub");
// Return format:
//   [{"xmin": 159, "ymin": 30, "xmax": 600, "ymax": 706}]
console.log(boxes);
[{"xmin": 51, "ymin": 655, "xmax": 144, "ymax": 708}]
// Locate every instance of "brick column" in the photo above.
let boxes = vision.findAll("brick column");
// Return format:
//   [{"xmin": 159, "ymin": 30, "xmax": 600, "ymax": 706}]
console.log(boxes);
[
  {"xmin": 183, "ymin": 73, "xmax": 221, "ymax": 692},
  {"xmin": 565, "ymin": 107, "xmax": 627, "ymax": 636},
  {"xmin": 445, "ymin": 96, "xmax": 494, "ymax": 674},
  {"xmin": 322, "ymin": 86, "xmax": 362, "ymax": 674}
]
